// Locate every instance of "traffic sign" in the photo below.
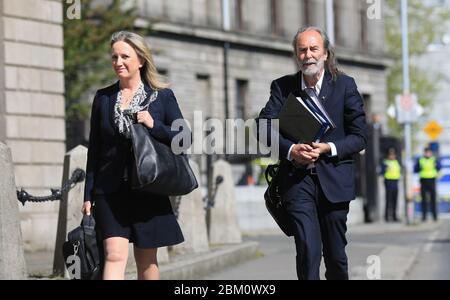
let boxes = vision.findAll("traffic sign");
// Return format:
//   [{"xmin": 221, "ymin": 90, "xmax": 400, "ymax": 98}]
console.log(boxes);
[
  {"xmin": 423, "ymin": 120, "xmax": 443, "ymax": 140},
  {"xmin": 400, "ymin": 94, "xmax": 413, "ymax": 110},
  {"xmin": 395, "ymin": 93, "xmax": 419, "ymax": 123}
]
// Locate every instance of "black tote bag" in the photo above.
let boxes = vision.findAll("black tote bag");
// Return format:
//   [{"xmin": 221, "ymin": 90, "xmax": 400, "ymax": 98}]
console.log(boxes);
[
  {"xmin": 264, "ymin": 162, "xmax": 294, "ymax": 237},
  {"xmin": 62, "ymin": 215, "xmax": 102, "ymax": 280},
  {"xmin": 129, "ymin": 123, "xmax": 198, "ymax": 196}
]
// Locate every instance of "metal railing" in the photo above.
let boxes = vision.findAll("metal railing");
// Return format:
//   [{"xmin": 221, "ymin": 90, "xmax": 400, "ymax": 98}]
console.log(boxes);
[{"xmin": 16, "ymin": 169, "xmax": 86, "ymax": 206}]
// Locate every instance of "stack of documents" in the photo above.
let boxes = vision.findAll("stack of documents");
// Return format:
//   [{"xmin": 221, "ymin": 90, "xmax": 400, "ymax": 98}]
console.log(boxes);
[{"xmin": 278, "ymin": 91, "xmax": 336, "ymax": 144}]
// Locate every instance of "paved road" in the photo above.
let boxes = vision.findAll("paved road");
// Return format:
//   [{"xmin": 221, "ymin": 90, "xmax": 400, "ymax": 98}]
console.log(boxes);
[
  {"xmin": 404, "ymin": 218, "xmax": 450, "ymax": 280},
  {"xmin": 25, "ymin": 217, "xmax": 450, "ymax": 280},
  {"xmin": 201, "ymin": 217, "xmax": 450, "ymax": 280}
]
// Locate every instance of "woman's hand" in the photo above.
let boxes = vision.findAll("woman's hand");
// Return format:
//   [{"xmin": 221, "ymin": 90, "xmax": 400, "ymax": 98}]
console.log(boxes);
[
  {"xmin": 137, "ymin": 111, "xmax": 154, "ymax": 128},
  {"xmin": 81, "ymin": 201, "xmax": 92, "ymax": 215}
]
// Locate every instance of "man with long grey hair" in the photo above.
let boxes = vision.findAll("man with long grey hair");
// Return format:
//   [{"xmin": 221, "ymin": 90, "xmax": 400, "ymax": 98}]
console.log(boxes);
[{"xmin": 258, "ymin": 26, "xmax": 367, "ymax": 280}]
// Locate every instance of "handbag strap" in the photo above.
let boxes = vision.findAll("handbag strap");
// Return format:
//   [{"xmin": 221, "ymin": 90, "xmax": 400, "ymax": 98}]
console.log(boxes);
[
  {"xmin": 81, "ymin": 214, "xmax": 95, "ymax": 227},
  {"xmin": 265, "ymin": 164, "xmax": 277, "ymax": 185},
  {"xmin": 81, "ymin": 215, "xmax": 100, "ymax": 270},
  {"xmin": 265, "ymin": 160, "xmax": 286, "ymax": 185},
  {"xmin": 139, "ymin": 90, "xmax": 159, "ymax": 112}
]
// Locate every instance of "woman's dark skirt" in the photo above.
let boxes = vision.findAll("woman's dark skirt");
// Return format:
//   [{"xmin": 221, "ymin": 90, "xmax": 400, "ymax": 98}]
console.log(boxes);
[{"xmin": 93, "ymin": 180, "xmax": 184, "ymax": 249}]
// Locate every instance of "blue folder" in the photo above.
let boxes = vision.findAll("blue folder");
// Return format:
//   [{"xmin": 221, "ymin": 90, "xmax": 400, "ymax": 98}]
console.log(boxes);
[{"xmin": 278, "ymin": 92, "xmax": 335, "ymax": 144}]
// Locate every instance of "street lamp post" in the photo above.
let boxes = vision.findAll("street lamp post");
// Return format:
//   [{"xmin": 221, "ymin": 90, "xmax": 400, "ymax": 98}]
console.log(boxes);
[{"xmin": 401, "ymin": 0, "xmax": 414, "ymax": 225}]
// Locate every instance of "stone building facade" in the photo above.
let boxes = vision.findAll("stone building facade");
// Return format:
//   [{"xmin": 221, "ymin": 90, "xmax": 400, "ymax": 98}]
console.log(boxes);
[
  {"xmin": 0, "ymin": 0, "xmax": 389, "ymax": 252},
  {"xmin": 134, "ymin": 0, "xmax": 389, "ymax": 182},
  {"xmin": 0, "ymin": 0, "xmax": 65, "ymax": 251},
  {"xmin": 136, "ymin": 0, "xmax": 388, "ymax": 125}
]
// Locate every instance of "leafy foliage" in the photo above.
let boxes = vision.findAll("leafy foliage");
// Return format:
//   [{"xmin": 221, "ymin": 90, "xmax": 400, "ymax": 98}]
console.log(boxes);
[
  {"xmin": 64, "ymin": 0, "xmax": 140, "ymax": 122},
  {"xmin": 385, "ymin": 0, "xmax": 450, "ymax": 135}
]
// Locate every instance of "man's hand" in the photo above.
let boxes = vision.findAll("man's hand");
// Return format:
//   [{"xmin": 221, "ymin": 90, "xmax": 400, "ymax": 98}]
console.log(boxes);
[
  {"xmin": 311, "ymin": 142, "xmax": 331, "ymax": 155},
  {"xmin": 290, "ymin": 144, "xmax": 320, "ymax": 165}
]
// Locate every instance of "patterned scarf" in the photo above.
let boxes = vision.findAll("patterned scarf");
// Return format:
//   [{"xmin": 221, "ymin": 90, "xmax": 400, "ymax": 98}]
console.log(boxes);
[{"xmin": 113, "ymin": 82, "xmax": 158, "ymax": 138}]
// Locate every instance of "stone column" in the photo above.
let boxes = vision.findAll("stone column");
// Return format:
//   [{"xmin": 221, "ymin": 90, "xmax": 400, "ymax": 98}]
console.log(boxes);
[
  {"xmin": 170, "ymin": 160, "xmax": 209, "ymax": 255},
  {"xmin": 53, "ymin": 145, "xmax": 87, "ymax": 277},
  {"xmin": 0, "ymin": 142, "xmax": 27, "ymax": 279},
  {"xmin": 208, "ymin": 159, "xmax": 242, "ymax": 244}
]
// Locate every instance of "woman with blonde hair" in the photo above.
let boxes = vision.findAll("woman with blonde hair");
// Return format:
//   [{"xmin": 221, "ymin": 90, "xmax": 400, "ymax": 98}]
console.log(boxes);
[{"xmin": 81, "ymin": 31, "xmax": 187, "ymax": 280}]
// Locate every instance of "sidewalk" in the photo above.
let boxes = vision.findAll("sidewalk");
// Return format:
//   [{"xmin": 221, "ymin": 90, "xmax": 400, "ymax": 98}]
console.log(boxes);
[
  {"xmin": 25, "ymin": 217, "xmax": 447, "ymax": 280},
  {"xmin": 200, "ymin": 218, "xmax": 447, "ymax": 280},
  {"xmin": 25, "ymin": 241, "xmax": 260, "ymax": 280},
  {"xmin": 347, "ymin": 217, "xmax": 444, "ymax": 234}
]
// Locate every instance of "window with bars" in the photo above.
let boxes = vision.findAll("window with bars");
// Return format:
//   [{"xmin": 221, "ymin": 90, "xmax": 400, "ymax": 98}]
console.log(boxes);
[
  {"xmin": 303, "ymin": 0, "xmax": 312, "ymax": 25},
  {"xmin": 235, "ymin": 79, "xmax": 248, "ymax": 120},
  {"xmin": 270, "ymin": 0, "xmax": 282, "ymax": 35},
  {"xmin": 235, "ymin": 0, "xmax": 244, "ymax": 30},
  {"xmin": 333, "ymin": 0, "xmax": 341, "ymax": 46},
  {"xmin": 360, "ymin": 1, "xmax": 369, "ymax": 51}
]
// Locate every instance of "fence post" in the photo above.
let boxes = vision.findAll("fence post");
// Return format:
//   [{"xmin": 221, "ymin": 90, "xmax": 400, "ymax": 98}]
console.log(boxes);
[
  {"xmin": 208, "ymin": 159, "xmax": 242, "ymax": 244},
  {"xmin": 170, "ymin": 160, "xmax": 209, "ymax": 255},
  {"xmin": 53, "ymin": 145, "xmax": 87, "ymax": 278}
]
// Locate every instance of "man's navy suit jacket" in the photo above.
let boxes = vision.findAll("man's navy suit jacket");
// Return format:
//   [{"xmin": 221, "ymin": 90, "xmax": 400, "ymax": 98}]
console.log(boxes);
[
  {"xmin": 258, "ymin": 71, "xmax": 368, "ymax": 203},
  {"xmin": 83, "ymin": 81, "xmax": 187, "ymax": 202}
]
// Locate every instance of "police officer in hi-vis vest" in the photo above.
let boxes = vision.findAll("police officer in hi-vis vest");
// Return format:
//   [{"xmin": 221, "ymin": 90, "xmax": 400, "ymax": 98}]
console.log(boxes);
[
  {"xmin": 414, "ymin": 147, "xmax": 441, "ymax": 221},
  {"xmin": 381, "ymin": 148, "xmax": 401, "ymax": 222}
]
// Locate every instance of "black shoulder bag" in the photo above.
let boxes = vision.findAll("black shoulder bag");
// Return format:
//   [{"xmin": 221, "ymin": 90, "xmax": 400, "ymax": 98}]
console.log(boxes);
[
  {"xmin": 129, "ymin": 123, "xmax": 198, "ymax": 196},
  {"xmin": 264, "ymin": 161, "xmax": 294, "ymax": 237}
]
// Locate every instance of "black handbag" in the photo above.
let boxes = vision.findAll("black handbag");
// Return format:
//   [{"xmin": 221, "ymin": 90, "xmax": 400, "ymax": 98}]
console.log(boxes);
[
  {"xmin": 129, "ymin": 123, "xmax": 198, "ymax": 196},
  {"xmin": 62, "ymin": 214, "xmax": 102, "ymax": 280},
  {"xmin": 264, "ymin": 161, "xmax": 294, "ymax": 237}
]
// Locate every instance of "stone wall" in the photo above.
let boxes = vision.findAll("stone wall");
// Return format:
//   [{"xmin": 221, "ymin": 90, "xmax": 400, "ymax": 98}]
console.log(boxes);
[
  {"xmin": 136, "ymin": 0, "xmax": 388, "ymax": 125},
  {"xmin": 149, "ymin": 36, "xmax": 388, "ymax": 132},
  {"xmin": 0, "ymin": 0, "xmax": 65, "ymax": 251}
]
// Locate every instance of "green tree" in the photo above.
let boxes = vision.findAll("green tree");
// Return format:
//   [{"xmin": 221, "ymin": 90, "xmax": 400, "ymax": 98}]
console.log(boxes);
[
  {"xmin": 385, "ymin": 0, "xmax": 450, "ymax": 135},
  {"xmin": 63, "ymin": 0, "xmax": 141, "ymax": 148}
]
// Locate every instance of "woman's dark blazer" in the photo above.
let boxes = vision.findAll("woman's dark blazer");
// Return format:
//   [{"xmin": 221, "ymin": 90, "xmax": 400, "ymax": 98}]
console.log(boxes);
[{"xmin": 83, "ymin": 81, "xmax": 188, "ymax": 202}]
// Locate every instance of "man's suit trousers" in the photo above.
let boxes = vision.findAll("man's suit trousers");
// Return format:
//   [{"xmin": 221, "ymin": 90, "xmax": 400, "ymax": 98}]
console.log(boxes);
[{"xmin": 282, "ymin": 170, "xmax": 350, "ymax": 280}]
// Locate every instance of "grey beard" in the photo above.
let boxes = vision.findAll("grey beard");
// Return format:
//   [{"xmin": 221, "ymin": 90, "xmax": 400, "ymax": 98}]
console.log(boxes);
[{"xmin": 299, "ymin": 58, "xmax": 325, "ymax": 76}]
